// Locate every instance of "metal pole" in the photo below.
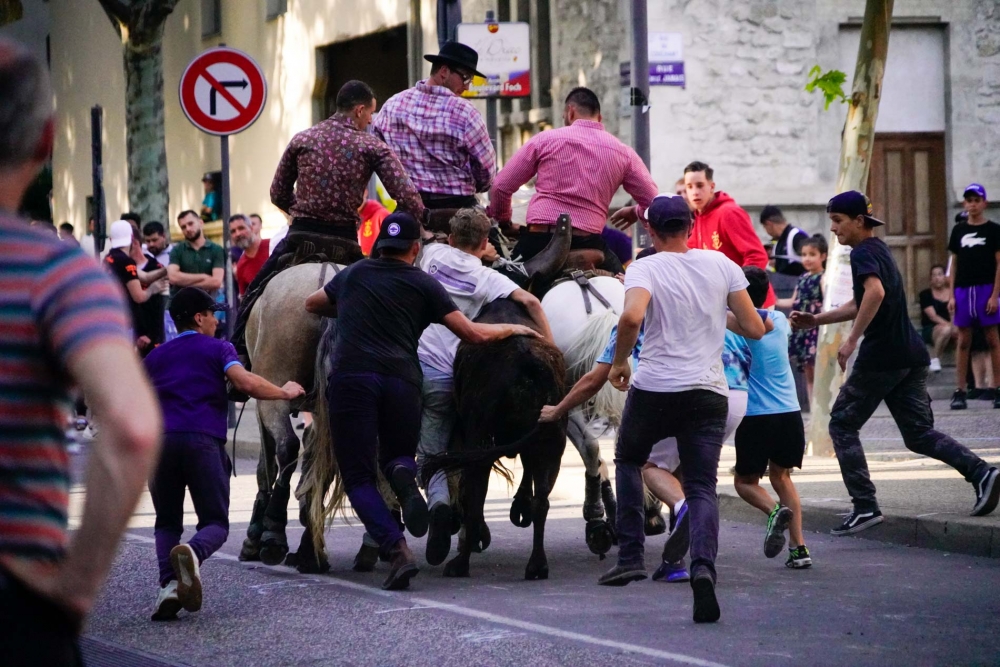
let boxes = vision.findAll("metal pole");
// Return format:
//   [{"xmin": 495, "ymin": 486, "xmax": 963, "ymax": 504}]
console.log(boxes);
[
  {"xmin": 90, "ymin": 105, "xmax": 106, "ymax": 259},
  {"xmin": 485, "ymin": 10, "xmax": 499, "ymax": 155},
  {"xmin": 221, "ymin": 134, "xmax": 233, "ymax": 340},
  {"xmin": 630, "ymin": 0, "xmax": 651, "ymax": 252}
]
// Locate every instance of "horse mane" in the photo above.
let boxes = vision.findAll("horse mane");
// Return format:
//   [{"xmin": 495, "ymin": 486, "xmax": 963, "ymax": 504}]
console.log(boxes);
[{"xmin": 561, "ymin": 308, "xmax": 627, "ymax": 426}]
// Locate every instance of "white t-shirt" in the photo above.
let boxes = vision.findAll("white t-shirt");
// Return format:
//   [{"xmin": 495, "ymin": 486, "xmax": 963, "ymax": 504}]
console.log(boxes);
[
  {"xmin": 418, "ymin": 243, "xmax": 519, "ymax": 377},
  {"xmin": 624, "ymin": 248, "xmax": 749, "ymax": 395}
]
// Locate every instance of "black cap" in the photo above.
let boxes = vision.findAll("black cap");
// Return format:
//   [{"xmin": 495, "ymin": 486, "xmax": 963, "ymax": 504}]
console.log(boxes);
[
  {"xmin": 826, "ymin": 190, "xmax": 884, "ymax": 227},
  {"xmin": 375, "ymin": 211, "xmax": 422, "ymax": 251},
  {"xmin": 424, "ymin": 41, "xmax": 486, "ymax": 79},
  {"xmin": 646, "ymin": 195, "xmax": 692, "ymax": 233},
  {"xmin": 169, "ymin": 287, "xmax": 226, "ymax": 324}
]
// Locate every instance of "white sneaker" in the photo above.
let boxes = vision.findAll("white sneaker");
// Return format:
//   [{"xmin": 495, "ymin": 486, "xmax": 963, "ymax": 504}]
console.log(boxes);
[
  {"xmin": 170, "ymin": 544, "xmax": 203, "ymax": 612},
  {"xmin": 151, "ymin": 580, "xmax": 181, "ymax": 621},
  {"xmin": 929, "ymin": 358, "xmax": 942, "ymax": 372}
]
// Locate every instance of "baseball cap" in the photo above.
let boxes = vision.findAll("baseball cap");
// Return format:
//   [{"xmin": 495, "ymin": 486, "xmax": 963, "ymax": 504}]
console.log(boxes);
[
  {"xmin": 374, "ymin": 211, "xmax": 422, "ymax": 251},
  {"xmin": 108, "ymin": 219, "xmax": 134, "ymax": 249},
  {"xmin": 169, "ymin": 287, "xmax": 226, "ymax": 324},
  {"xmin": 963, "ymin": 183, "xmax": 987, "ymax": 200},
  {"xmin": 646, "ymin": 194, "xmax": 692, "ymax": 233},
  {"xmin": 826, "ymin": 190, "xmax": 884, "ymax": 227},
  {"xmin": 202, "ymin": 172, "xmax": 214, "ymax": 182}
]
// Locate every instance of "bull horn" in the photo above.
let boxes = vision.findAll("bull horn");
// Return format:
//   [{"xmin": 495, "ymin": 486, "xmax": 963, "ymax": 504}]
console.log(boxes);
[{"xmin": 523, "ymin": 213, "xmax": 572, "ymax": 282}]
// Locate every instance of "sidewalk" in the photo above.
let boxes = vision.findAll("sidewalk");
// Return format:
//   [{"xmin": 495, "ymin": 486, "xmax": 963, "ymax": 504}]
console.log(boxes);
[{"xmin": 229, "ymin": 385, "xmax": 1000, "ymax": 558}]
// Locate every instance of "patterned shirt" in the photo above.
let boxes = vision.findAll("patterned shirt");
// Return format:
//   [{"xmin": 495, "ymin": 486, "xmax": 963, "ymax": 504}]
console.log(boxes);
[
  {"xmin": 486, "ymin": 120, "xmax": 658, "ymax": 235},
  {"xmin": 270, "ymin": 114, "xmax": 424, "ymax": 228},
  {"xmin": 0, "ymin": 213, "xmax": 131, "ymax": 567},
  {"xmin": 373, "ymin": 81, "xmax": 496, "ymax": 196}
]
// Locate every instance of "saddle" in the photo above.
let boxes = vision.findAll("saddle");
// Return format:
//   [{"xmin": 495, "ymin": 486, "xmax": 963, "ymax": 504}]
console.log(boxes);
[
  {"xmin": 275, "ymin": 230, "xmax": 364, "ymax": 270},
  {"xmin": 549, "ymin": 269, "xmax": 614, "ymax": 315}
]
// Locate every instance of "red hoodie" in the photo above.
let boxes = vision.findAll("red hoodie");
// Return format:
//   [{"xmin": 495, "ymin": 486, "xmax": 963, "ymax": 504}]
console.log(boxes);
[{"xmin": 688, "ymin": 191, "xmax": 775, "ymax": 307}]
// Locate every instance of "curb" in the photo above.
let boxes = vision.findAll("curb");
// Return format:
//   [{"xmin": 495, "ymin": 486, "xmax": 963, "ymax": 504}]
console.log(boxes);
[{"xmin": 718, "ymin": 492, "xmax": 1000, "ymax": 559}]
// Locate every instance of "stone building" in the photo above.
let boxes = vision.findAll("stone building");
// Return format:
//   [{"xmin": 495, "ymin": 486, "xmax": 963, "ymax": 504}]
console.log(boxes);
[{"xmin": 29, "ymin": 0, "xmax": 1000, "ymax": 299}]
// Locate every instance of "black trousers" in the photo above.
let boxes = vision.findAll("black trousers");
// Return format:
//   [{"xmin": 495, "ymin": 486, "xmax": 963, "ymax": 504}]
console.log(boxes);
[
  {"xmin": 0, "ymin": 568, "xmax": 83, "ymax": 667},
  {"xmin": 512, "ymin": 229, "xmax": 625, "ymax": 275}
]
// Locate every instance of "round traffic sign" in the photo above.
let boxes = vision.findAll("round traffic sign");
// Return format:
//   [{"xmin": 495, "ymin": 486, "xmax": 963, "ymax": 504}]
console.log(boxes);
[{"xmin": 179, "ymin": 47, "xmax": 267, "ymax": 136}]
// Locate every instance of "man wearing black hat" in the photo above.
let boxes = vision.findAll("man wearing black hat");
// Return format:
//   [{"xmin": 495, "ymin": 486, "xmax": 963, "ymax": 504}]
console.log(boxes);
[
  {"xmin": 143, "ymin": 287, "xmax": 305, "ymax": 621},
  {"xmin": 597, "ymin": 195, "xmax": 765, "ymax": 625},
  {"xmin": 790, "ymin": 191, "xmax": 999, "ymax": 537},
  {"xmin": 304, "ymin": 211, "xmax": 537, "ymax": 590},
  {"xmin": 373, "ymin": 41, "xmax": 496, "ymax": 209}
]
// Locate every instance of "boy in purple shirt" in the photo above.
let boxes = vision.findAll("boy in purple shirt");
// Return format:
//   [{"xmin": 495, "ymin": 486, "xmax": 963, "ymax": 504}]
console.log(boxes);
[{"xmin": 143, "ymin": 287, "xmax": 304, "ymax": 621}]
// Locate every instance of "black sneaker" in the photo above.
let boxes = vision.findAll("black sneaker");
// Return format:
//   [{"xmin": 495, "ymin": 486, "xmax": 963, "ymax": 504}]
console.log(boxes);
[
  {"xmin": 425, "ymin": 503, "xmax": 452, "ymax": 566},
  {"xmin": 971, "ymin": 467, "xmax": 1000, "ymax": 517},
  {"xmin": 950, "ymin": 389, "xmax": 968, "ymax": 410},
  {"xmin": 691, "ymin": 574, "xmax": 720, "ymax": 623},
  {"xmin": 661, "ymin": 500, "xmax": 690, "ymax": 563},
  {"xmin": 389, "ymin": 466, "xmax": 428, "ymax": 538},
  {"xmin": 785, "ymin": 545, "xmax": 812, "ymax": 569},
  {"xmin": 764, "ymin": 504, "xmax": 792, "ymax": 558},
  {"xmin": 994, "ymin": 389, "xmax": 1000, "ymax": 409},
  {"xmin": 597, "ymin": 563, "xmax": 647, "ymax": 586},
  {"xmin": 830, "ymin": 509, "xmax": 884, "ymax": 536}
]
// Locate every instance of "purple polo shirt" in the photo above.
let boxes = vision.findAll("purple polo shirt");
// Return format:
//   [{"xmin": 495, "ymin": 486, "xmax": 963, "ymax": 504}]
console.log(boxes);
[{"xmin": 143, "ymin": 331, "xmax": 241, "ymax": 440}]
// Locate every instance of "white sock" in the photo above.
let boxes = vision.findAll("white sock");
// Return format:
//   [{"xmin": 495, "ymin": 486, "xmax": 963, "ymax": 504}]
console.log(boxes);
[{"xmin": 674, "ymin": 500, "xmax": 685, "ymax": 515}]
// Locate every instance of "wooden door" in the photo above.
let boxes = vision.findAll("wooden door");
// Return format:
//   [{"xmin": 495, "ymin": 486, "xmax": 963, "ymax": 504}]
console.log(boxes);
[{"xmin": 867, "ymin": 133, "xmax": 948, "ymax": 316}]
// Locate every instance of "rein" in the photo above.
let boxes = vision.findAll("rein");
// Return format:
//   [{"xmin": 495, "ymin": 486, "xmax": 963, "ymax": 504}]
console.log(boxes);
[{"xmin": 569, "ymin": 270, "xmax": 613, "ymax": 315}]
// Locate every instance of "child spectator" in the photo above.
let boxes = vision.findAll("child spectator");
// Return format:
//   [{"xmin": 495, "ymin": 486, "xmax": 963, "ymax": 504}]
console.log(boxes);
[
  {"xmin": 143, "ymin": 287, "xmax": 304, "ymax": 621},
  {"xmin": 947, "ymin": 184, "xmax": 1000, "ymax": 410},
  {"xmin": 734, "ymin": 266, "xmax": 811, "ymax": 569},
  {"xmin": 777, "ymin": 235, "xmax": 827, "ymax": 402}
]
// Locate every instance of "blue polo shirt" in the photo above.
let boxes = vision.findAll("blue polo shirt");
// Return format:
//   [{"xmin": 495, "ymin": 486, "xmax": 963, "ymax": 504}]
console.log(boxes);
[
  {"xmin": 596, "ymin": 325, "xmax": 644, "ymax": 366},
  {"xmin": 744, "ymin": 311, "xmax": 801, "ymax": 416},
  {"xmin": 143, "ymin": 330, "xmax": 242, "ymax": 439}
]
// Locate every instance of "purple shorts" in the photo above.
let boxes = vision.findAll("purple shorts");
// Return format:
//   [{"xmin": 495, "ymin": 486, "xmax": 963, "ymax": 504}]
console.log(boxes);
[{"xmin": 954, "ymin": 284, "xmax": 1000, "ymax": 328}]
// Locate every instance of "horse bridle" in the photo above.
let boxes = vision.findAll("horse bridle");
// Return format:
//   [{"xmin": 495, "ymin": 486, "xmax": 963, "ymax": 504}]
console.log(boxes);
[{"xmin": 570, "ymin": 270, "xmax": 613, "ymax": 315}]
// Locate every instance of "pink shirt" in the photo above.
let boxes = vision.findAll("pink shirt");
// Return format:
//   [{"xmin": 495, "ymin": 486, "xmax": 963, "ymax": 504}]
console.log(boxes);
[{"xmin": 487, "ymin": 120, "xmax": 658, "ymax": 235}]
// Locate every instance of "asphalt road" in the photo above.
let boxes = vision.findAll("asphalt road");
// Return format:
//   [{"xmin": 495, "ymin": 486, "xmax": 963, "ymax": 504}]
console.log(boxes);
[{"xmin": 84, "ymin": 498, "xmax": 1000, "ymax": 667}]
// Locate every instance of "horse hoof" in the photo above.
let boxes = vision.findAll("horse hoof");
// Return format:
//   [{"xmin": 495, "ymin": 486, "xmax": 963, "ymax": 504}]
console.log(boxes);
[
  {"xmin": 510, "ymin": 497, "xmax": 532, "ymax": 528},
  {"xmin": 353, "ymin": 543, "xmax": 379, "ymax": 573},
  {"xmin": 443, "ymin": 556, "xmax": 470, "ymax": 578},
  {"xmin": 525, "ymin": 560, "xmax": 549, "ymax": 581},
  {"xmin": 457, "ymin": 521, "xmax": 491, "ymax": 553},
  {"xmin": 259, "ymin": 540, "xmax": 289, "ymax": 566},
  {"xmin": 238, "ymin": 539, "xmax": 261, "ymax": 562},
  {"xmin": 288, "ymin": 551, "xmax": 330, "ymax": 574},
  {"xmin": 644, "ymin": 512, "xmax": 667, "ymax": 536},
  {"xmin": 585, "ymin": 519, "xmax": 614, "ymax": 556}
]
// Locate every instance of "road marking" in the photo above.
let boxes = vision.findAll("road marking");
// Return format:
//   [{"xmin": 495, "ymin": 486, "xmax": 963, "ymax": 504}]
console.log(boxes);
[{"xmin": 124, "ymin": 533, "xmax": 731, "ymax": 667}]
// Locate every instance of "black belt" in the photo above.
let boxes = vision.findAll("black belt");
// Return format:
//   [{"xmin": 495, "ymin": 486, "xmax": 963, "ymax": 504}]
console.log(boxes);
[
  {"xmin": 419, "ymin": 192, "xmax": 479, "ymax": 210},
  {"xmin": 290, "ymin": 217, "xmax": 356, "ymax": 237}
]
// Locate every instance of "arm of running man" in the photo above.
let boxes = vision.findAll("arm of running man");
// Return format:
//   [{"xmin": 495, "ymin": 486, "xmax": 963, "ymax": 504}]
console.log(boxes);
[
  {"xmin": 226, "ymin": 364, "xmax": 305, "ymax": 401},
  {"xmin": 508, "ymin": 288, "xmax": 555, "ymax": 344},
  {"xmin": 837, "ymin": 274, "xmax": 884, "ymax": 370},
  {"xmin": 371, "ymin": 142, "xmax": 425, "ymax": 221},
  {"xmin": 441, "ymin": 310, "xmax": 540, "ymax": 345},
  {"xmin": 608, "ymin": 287, "xmax": 649, "ymax": 391},
  {"xmin": 727, "ymin": 289, "xmax": 767, "ymax": 340},
  {"xmin": 465, "ymin": 111, "xmax": 497, "ymax": 193},
  {"xmin": 790, "ymin": 300, "xmax": 859, "ymax": 329},
  {"xmin": 304, "ymin": 287, "xmax": 338, "ymax": 317},
  {"xmin": 485, "ymin": 137, "xmax": 540, "ymax": 223},
  {"xmin": 539, "ymin": 362, "xmax": 611, "ymax": 423},
  {"xmin": 726, "ymin": 309, "xmax": 774, "ymax": 336}
]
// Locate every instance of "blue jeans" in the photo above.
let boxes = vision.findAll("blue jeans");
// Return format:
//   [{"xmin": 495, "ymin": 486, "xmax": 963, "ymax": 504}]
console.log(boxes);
[
  {"xmin": 328, "ymin": 371, "xmax": 422, "ymax": 555},
  {"xmin": 416, "ymin": 366, "xmax": 455, "ymax": 508},
  {"xmin": 614, "ymin": 387, "xmax": 728, "ymax": 581},
  {"xmin": 149, "ymin": 432, "xmax": 231, "ymax": 586}
]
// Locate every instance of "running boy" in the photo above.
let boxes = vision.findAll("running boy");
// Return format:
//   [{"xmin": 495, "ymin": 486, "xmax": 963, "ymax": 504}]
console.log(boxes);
[
  {"xmin": 791, "ymin": 191, "xmax": 999, "ymax": 535},
  {"xmin": 735, "ymin": 267, "xmax": 811, "ymax": 569},
  {"xmin": 947, "ymin": 183, "xmax": 1000, "ymax": 410},
  {"xmin": 143, "ymin": 287, "xmax": 305, "ymax": 620}
]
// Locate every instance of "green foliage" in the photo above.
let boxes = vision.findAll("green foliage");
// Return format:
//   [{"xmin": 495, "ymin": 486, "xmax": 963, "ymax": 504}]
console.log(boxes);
[{"xmin": 805, "ymin": 65, "xmax": 848, "ymax": 111}]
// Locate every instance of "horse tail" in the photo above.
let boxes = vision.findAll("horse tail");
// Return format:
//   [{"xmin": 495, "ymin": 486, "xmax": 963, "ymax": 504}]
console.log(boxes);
[
  {"xmin": 420, "ymin": 426, "xmax": 543, "ymax": 487},
  {"xmin": 298, "ymin": 318, "xmax": 348, "ymax": 556},
  {"xmin": 561, "ymin": 308, "xmax": 626, "ymax": 424}
]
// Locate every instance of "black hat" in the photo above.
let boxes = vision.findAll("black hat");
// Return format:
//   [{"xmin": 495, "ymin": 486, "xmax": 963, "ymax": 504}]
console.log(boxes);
[
  {"xmin": 826, "ymin": 190, "xmax": 884, "ymax": 227},
  {"xmin": 424, "ymin": 41, "xmax": 485, "ymax": 79},
  {"xmin": 375, "ymin": 211, "xmax": 422, "ymax": 251},
  {"xmin": 646, "ymin": 194, "xmax": 692, "ymax": 232},
  {"xmin": 169, "ymin": 287, "xmax": 226, "ymax": 324}
]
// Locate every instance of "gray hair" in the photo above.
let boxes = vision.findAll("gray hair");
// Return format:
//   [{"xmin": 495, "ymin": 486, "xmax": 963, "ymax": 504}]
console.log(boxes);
[{"xmin": 0, "ymin": 39, "xmax": 52, "ymax": 171}]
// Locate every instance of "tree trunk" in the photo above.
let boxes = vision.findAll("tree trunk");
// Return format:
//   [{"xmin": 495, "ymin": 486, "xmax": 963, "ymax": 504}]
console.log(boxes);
[
  {"xmin": 125, "ymin": 36, "xmax": 169, "ymax": 227},
  {"xmin": 96, "ymin": 0, "xmax": 180, "ymax": 228},
  {"xmin": 809, "ymin": 0, "xmax": 894, "ymax": 455}
]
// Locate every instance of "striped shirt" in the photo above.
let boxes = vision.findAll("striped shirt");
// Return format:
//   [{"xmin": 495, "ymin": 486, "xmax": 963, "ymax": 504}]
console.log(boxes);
[
  {"xmin": 373, "ymin": 81, "xmax": 496, "ymax": 196},
  {"xmin": 486, "ymin": 119, "xmax": 659, "ymax": 235},
  {"xmin": 0, "ymin": 213, "xmax": 131, "ymax": 565}
]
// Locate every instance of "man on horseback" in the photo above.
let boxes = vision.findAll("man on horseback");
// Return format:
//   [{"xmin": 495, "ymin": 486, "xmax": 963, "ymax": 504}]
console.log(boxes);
[
  {"xmin": 303, "ymin": 211, "xmax": 539, "ymax": 590},
  {"xmin": 417, "ymin": 208, "xmax": 554, "ymax": 566},
  {"xmin": 231, "ymin": 80, "xmax": 425, "ymax": 368},
  {"xmin": 487, "ymin": 87, "xmax": 658, "ymax": 275}
]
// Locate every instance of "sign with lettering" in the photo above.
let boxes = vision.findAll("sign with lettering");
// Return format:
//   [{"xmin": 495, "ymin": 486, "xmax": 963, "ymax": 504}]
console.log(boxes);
[{"xmin": 456, "ymin": 22, "xmax": 531, "ymax": 99}]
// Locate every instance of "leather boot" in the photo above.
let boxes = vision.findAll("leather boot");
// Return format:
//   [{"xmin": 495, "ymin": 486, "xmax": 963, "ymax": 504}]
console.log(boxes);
[
  {"xmin": 382, "ymin": 538, "xmax": 419, "ymax": 590},
  {"xmin": 523, "ymin": 213, "xmax": 572, "ymax": 282}
]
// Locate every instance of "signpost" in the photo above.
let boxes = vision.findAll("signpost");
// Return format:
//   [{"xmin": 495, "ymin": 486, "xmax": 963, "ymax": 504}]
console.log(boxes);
[
  {"xmin": 457, "ymin": 15, "xmax": 531, "ymax": 154},
  {"xmin": 178, "ymin": 46, "xmax": 267, "ymax": 341}
]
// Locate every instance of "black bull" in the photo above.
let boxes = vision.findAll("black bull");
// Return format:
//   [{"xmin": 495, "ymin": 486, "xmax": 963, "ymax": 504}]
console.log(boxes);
[{"xmin": 422, "ymin": 298, "xmax": 567, "ymax": 580}]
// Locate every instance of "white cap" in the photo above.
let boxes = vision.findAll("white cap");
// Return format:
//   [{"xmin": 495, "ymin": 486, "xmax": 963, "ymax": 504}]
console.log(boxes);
[{"xmin": 108, "ymin": 220, "xmax": 133, "ymax": 249}]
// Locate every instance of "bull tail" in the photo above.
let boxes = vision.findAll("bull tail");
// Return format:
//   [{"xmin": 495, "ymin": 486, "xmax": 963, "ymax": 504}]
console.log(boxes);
[{"xmin": 421, "ymin": 425, "xmax": 541, "ymax": 487}]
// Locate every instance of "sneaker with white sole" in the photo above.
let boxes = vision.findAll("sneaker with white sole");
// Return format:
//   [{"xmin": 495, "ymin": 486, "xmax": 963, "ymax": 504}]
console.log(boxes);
[
  {"xmin": 151, "ymin": 580, "xmax": 181, "ymax": 621},
  {"xmin": 764, "ymin": 504, "xmax": 792, "ymax": 558},
  {"xmin": 170, "ymin": 544, "xmax": 202, "ymax": 612},
  {"xmin": 971, "ymin": 467, "xmax": 1000, "ymax": 517},
  {"xmin": 830, "ymin": 509, "xmax": 884, "ymax": 536},
  {"xmin": 929, "ymin": 357, "xmax": 942, "ymax": 372},
  {"xmin": 785, "ymin": 545, "xmax": 812, "ymax": 569}
]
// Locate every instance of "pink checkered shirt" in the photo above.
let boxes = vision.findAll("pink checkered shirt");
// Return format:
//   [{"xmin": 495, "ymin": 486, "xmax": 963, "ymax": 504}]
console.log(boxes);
[
  {"xmin": 486, "ymin": 120, "xmax": 658, "ymax": 235},
  {"xmin": 373, "ymin": 81, "xmax": 496, "ymax": 196}
]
